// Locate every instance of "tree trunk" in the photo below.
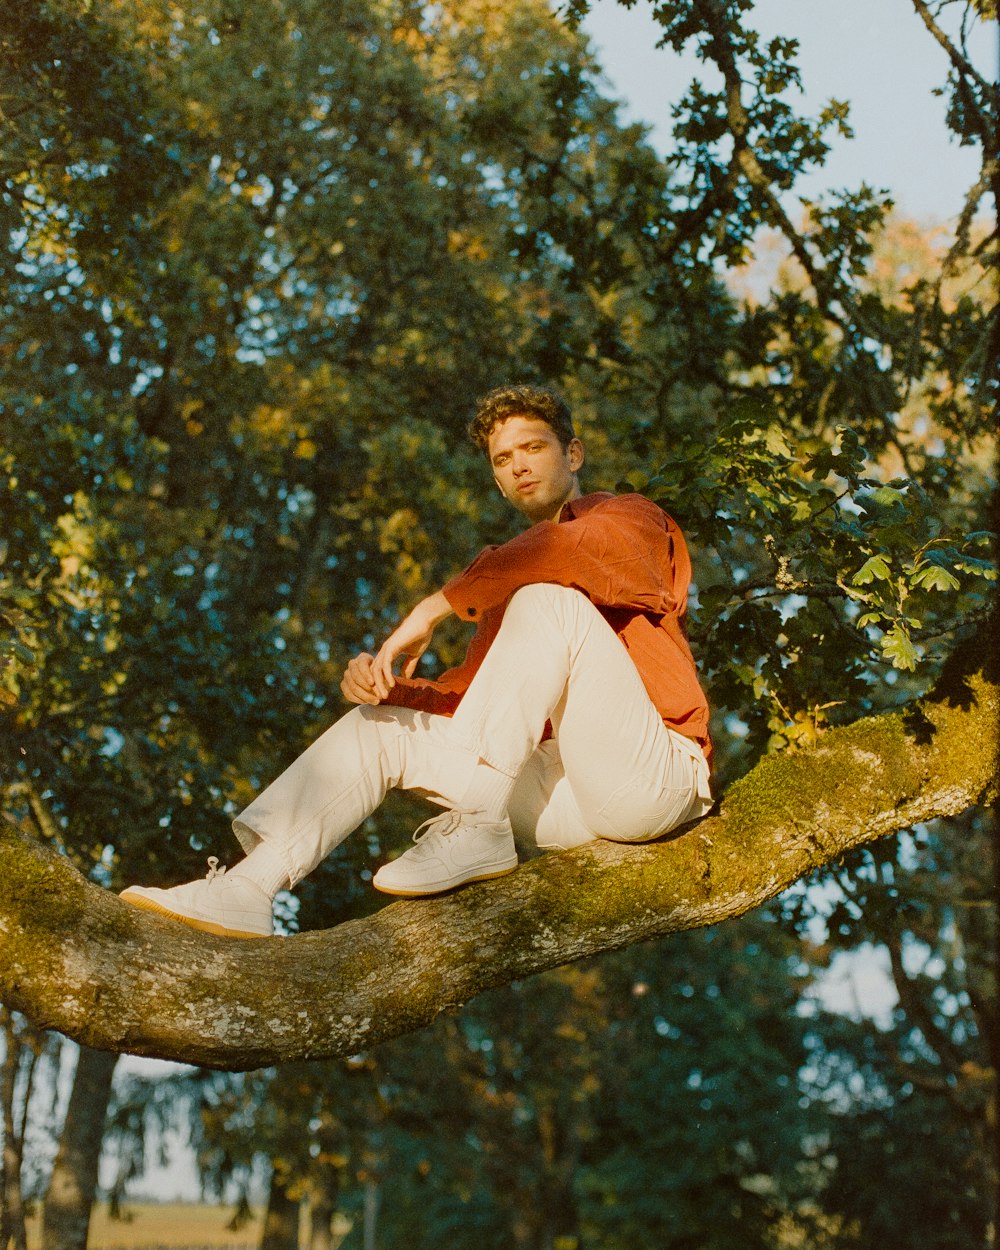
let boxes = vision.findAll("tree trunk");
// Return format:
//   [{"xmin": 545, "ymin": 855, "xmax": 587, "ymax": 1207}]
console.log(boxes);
[
  {"xmin": 1, "ymin": 1010, "xmax": 30, "ymax": 1250},
  {"xmin": 40, "ymin": 1045, "xmax": 119, "ymax": 1250},
  {"xmin": 259, "ymin": 1166, "xmax": 300, "ymax": 1250},
  {"xmin": 540, "ymin": 1185, "xmax": 581, "ymax": 1250},
  {"xmin": 306, "ymin": 1172, "xmax": 340, "ymax": 1250},
  {"xmin": 362, "ymin": 1178, "xmax": 380, "ymax": 1250},
  {"xmin": 538, "ymin": 1115, "xmax": 584, "ymax": 1250}
]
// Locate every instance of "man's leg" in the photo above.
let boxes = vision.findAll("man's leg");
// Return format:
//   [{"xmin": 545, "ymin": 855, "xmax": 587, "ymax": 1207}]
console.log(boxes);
[
  {"xmin": 508, "ymin": 727, "xmax": 711, "ymax": 851},
  {"xmin": 122, "ymin": 583, "xmax": 710, "ymax": 926},
  {"xmin": 507, "ymin": 743, "xmax": 597, "ymax": 851},
  {"xmin": 231, "ymin": 705, "xmax": 480, "ymax": 883},
  {"xmin": 120, "ymin": 705, "xmax": 487, "ymax": 934},
  {"xmin": 437, "ymin": 583, "xmax": 711, "ymax": 847}
]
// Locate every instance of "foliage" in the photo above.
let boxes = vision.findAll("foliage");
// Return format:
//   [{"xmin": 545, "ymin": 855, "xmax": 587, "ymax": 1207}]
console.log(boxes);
[
  {"xmin": 647, "ymin": 405, "xmax": 994, "ymax": 761},
  {"xmin": 1, "ymin": 0, "xmax": 691, "ymax": 885},
  {"xmin": 787, "ymin": 810, "xmax": 997, "ymax": 1247}
]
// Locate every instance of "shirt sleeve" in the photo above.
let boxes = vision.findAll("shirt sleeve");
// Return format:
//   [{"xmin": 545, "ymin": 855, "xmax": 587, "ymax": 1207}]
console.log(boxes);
[{"xmin": 441, "ymin": 493, "xmax": 690, "ymax": 624}]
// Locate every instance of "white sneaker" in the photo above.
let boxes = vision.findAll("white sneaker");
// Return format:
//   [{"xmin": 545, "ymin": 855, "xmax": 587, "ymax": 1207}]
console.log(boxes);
[
  {"xmin": 372, "ymin": 810, "xmax": 518, "ymax": 897},
  {"xmin": 120, "ymin": 858, "xmax": 274, "ymax": 938}
]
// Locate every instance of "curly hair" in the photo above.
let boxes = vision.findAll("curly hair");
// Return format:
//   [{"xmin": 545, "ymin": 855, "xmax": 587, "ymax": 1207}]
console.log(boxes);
[{"xmin": 468, "ymin": 384, "xmax": 576, "ymax": 454}]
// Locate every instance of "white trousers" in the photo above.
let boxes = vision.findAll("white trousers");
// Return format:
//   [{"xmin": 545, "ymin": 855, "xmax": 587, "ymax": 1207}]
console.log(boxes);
[{"xmin": 234, "ymin": 584, "xmax": 712, "ymax": 886}]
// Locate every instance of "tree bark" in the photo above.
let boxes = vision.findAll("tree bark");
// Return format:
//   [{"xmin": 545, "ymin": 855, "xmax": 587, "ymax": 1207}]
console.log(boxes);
[
  {"xmin": 39, "ymin": 1045, "xmax": 119, "ymax": 1250},
  {"xmin": 0, "ymin": 626, "xmax": 996, "ymax": 1072}
]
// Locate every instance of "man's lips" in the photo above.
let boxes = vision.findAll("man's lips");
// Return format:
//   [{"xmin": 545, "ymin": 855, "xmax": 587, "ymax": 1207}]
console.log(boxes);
[{"xmin": 515, "ymin": 480, "xmax": 539, "ymax": 492}]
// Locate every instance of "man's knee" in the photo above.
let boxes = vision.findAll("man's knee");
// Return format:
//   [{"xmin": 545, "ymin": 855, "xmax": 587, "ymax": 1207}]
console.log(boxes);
[{"xmin": 505, "ymin": 582, "xmax": 591, "ymax": 621}]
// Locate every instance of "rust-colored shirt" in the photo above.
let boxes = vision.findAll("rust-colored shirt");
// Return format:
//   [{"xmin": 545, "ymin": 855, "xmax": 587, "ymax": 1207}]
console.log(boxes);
[{"xmin": 384, "ymin": 492, "xmax": 712, "ymax": 764}]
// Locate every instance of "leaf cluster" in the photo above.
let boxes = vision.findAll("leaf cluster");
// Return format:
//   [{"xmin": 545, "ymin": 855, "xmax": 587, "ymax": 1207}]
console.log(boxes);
[{"xmin": 642, "ymin": 406, "xmax": 994, "ymax": 763}]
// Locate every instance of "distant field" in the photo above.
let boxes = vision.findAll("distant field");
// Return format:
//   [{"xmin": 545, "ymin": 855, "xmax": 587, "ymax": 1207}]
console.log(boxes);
[{"xmin": 27, "ymin": 1203, "xmax": 265, "ymax": 1250}]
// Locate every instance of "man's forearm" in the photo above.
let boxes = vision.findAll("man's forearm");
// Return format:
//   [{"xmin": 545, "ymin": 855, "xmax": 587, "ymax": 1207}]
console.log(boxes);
[
  {"xmin": 369, "ymin": 589, "xmax": 456, "ymax": 698},
  {"xmin": 412, "ymin": 589, "xmax": 454, "ymax": 631}
]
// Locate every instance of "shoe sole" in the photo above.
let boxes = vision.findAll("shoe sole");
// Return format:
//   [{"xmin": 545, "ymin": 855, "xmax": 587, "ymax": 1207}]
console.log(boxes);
[
  {"xmin": 372, "ymin": 861, "xmax": 518, "ymax": 898},
  {"xmin": 120, "ymin": 890, "xmax": 270, "ymax": 939}
]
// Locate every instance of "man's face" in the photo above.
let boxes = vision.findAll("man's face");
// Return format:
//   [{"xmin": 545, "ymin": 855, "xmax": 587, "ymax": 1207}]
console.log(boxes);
[{"xmin": 487, "ymin": 415, "xmax": 584, "ymax": 524}]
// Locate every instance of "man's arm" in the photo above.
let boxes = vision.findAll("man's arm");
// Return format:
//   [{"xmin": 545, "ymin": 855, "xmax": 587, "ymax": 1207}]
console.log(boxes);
[{"xmin": 340, "ymin": 591, "xmax": 454, "ymax": 705}]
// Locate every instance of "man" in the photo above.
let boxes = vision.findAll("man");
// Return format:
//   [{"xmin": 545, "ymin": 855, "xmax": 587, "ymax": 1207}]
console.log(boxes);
[{"xmin": 121, "ymin": 384, "xmax": 713, "ymax": 937}]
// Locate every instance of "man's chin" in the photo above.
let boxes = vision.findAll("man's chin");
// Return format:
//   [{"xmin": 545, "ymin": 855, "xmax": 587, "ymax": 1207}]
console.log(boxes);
[{"xmin": 511, "ymin": 496, "xmax": 549, "ymax": 522}]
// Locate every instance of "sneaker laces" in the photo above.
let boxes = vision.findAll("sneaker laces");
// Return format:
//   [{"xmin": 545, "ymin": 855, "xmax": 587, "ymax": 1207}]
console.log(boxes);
[
  {"xmin": 411, "ymin": 809, "xmax": 468, "ymax": 844},
  {"xmin": 205, "ymin": 856, "xmax": 228, "ymax": 880}
]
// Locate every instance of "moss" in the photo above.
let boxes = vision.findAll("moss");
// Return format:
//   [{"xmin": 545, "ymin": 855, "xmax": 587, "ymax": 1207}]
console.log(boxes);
[
  {"xmin": 920, "ymin": 670, "xmax": 999, "ymax": 800},
  {"xmin": 722, "ymin": 710, "xmax": 921, "ymax": 840},
  {"xmin": 495, "ymin": 843, "xmax": 700, "ymax": 948},
  {"xmin": 722, "ymin": 660, "xmax": 999, "ymax": 860},
  {"xmin": 0, "ymin": 823, "xmax": 89, "ymax": 933}
]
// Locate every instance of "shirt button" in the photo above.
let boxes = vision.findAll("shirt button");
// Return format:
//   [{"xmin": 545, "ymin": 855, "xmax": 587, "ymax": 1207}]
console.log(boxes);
[{"xmin": 468, "ymin": 607, "xmax": 477, "ymax": 617}]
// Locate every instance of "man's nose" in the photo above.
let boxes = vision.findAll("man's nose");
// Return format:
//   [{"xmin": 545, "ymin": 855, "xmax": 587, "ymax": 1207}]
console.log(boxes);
[{"xmin": 513, "ymin": 455, "xmax": 529, "ymax": 475}]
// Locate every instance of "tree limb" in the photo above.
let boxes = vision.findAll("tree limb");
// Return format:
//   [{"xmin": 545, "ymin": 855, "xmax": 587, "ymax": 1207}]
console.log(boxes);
[
  {"xmin": 909, "ymin": 0, "xmax": 995, "ymax": 103},
  {"xmin": 0, "ymin": 625, "xmax": 996, "ymax": 1072}
]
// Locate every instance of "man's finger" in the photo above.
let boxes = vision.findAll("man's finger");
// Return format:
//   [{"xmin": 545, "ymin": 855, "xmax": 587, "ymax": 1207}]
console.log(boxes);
[
  {"xmin": 372, "ymin": 649, "xmax": 396, "ymax": 700},
  {"xmin": 351, "ymin": 658, "xmax": 376, "ymax": 688},
  {"xmin": 341, "ymin": 653, "xmax": 381, "ymax": 704},
  {"xmin": 340, "ymin": 672, "xmax": 370, "ymax": 704}
]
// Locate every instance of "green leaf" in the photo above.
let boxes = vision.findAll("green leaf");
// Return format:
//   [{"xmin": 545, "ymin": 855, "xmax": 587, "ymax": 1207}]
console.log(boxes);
[
  {"xmin": 954, "ymin": 557, "xmax": 998, "ymax": 581},
  {"xmin": 697, "ymin": 584, "xmax": 732, "ymax": 611},
  {"xmin": 871, "ymin": 486, "xmax": 906, "ymax": 508},
  {"xmin": 764, "ymin": 425, "xmax": 794, "ymax": 458},
  {"xmin": 910, "ymin": 565, "xmax": 960, "ymax": 593},
  {"xmin": 852, "ymin": 554, "xmax": 891, "ymax": 585},
  {"xmin": 880, "ymin": 625, "xmax": 918, "ymax": 671}
]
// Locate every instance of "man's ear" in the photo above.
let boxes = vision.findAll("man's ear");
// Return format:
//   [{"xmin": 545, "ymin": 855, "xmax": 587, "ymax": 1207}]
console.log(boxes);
[{"xmin": 568, "ymin": 438, "xmax": 585, "ymax": 472}]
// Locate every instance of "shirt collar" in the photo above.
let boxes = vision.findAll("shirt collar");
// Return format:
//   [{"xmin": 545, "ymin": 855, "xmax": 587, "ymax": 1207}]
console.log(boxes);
[{"xmin": 557, "ymin": 491, "xmax": 615, "ymax": 523}]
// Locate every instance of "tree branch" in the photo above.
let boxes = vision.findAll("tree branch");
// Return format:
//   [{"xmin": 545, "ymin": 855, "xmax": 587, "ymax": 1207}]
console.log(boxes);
[
  {"xmin": 910, "ymin": 0, "xmax": 995, "ymax": 99},
  {"xmin": 1, "ymin": 623, "xmax": 996, "ymax": 1072}
]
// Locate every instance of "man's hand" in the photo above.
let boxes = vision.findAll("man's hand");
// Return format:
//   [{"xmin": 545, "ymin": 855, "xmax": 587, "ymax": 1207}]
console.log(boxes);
[
  {"xmin": 370, "ymin": 591, "xmax": 453, "ymax": 701},
  {"xmin": 340, "ymin": 652, "xmax": 381, "ymax": 705},
  {"xmin": 340, "ymin": 592, "xmax": 454, "ymax": 705}
]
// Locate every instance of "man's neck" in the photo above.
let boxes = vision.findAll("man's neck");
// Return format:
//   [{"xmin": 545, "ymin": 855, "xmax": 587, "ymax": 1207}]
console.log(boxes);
[{"xmin": 529, "ymin": 484, "xmax": 582, "ymax": 526}]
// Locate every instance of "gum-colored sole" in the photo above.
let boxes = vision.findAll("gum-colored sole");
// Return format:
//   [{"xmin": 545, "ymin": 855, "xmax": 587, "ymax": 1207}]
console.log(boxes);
[
  {"xmin": 372, "ymin": 862, "xmax": 518, "ymax": 898},
  {"xmin": 120, "ymin": 890, "xmax": 270, "ymax": 939}
]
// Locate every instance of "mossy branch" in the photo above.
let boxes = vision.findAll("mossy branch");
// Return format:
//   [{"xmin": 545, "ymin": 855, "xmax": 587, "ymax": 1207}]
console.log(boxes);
[{"xmin": 1, "ymin": 625, "xmax": 996, "ymax": 1072}]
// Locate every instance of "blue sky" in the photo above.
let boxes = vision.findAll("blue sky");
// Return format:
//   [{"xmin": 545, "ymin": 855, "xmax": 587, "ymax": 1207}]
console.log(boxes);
[{"xmin": 581, "ymin": 0, "xmax": 997, "ymax": 223}]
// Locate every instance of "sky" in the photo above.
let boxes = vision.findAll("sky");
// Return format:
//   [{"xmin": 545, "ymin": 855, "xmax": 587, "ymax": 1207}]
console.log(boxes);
[{"xmin": 581, "ymin": 0, "xmax": 997, "ymax": 224}]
